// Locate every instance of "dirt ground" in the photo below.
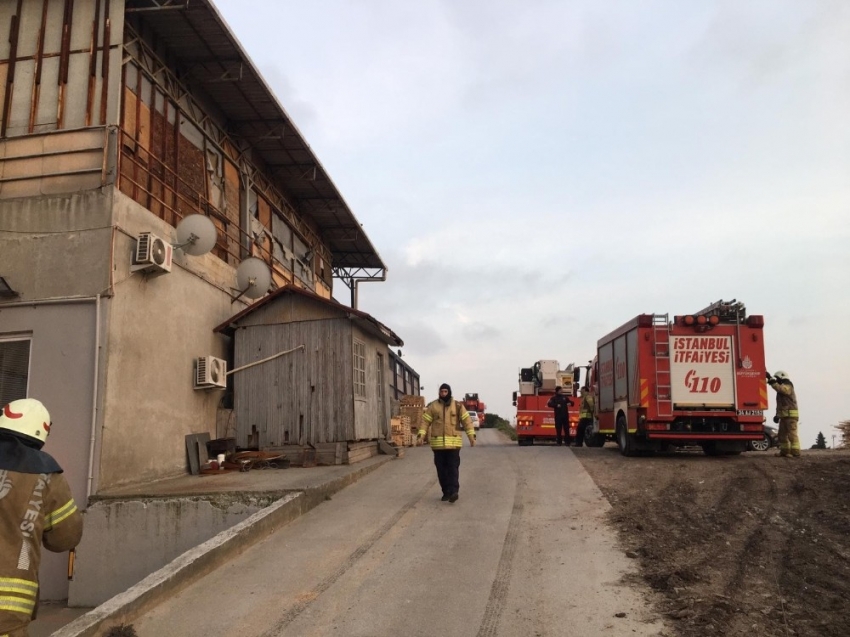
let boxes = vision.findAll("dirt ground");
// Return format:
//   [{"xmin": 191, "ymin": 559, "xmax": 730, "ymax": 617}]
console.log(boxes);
[{"xmin": 575, "ymin": 445, "xmax": 850, "ymax": 637}]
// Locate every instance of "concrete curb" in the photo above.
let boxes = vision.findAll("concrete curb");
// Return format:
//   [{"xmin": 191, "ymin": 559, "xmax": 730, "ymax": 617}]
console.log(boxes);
[{"xmin": 51, "ymin": 455, "xmax": 393, "ymax": 637}]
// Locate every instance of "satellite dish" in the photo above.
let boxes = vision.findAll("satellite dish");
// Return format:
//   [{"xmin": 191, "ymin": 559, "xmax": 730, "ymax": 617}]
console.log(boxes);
[
  {"xmin": 174, "ymin": 214, "xmax": 217, "ymax": 256},
  {"xmin": 234, "ymin": 257, "xmax": 271, "ymax": 302}
]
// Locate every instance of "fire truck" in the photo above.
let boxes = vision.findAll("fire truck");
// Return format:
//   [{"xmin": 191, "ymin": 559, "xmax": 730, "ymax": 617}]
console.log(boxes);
[
  {"xmin": 462, "ymin": 393, "xmax": 487, "ymax": 428},
  {"xmin": 512, "ymin": 360, "xmax": 584, "ymax": 445},
  {"xmin": 583, "ymin": 300, "xmax": 768, "ymax": 455}
]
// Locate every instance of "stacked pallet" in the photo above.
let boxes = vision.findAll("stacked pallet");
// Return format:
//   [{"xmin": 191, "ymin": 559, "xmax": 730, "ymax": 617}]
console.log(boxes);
[
  {"xmin": 391, "ymin": 415, "xmax": 413, "ymax": 447},
  {"xmin": 399, "ymin": 395, "xmax": 426, "ymax": 444}
]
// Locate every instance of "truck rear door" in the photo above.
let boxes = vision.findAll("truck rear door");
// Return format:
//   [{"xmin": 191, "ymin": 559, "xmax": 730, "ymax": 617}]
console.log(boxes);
[{"xmin": 670, "ymin": 334, "xmax": 735, "ymax": 408}]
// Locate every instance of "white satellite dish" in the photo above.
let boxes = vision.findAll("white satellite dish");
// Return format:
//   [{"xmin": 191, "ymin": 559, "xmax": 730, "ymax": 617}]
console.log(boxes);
[
  {"xmin": 233, "ymin": 257, "xmax": 271, "ymax": 302},
  {"xmin": 174, "ymin": 214, "xmax": 217, "ymax": 256}
]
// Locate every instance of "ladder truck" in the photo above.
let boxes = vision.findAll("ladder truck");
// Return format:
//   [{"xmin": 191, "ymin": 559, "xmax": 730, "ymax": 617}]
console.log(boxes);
[{"xmin": 512, "ymin": 360, "xmax": 584, "ymax": 445}]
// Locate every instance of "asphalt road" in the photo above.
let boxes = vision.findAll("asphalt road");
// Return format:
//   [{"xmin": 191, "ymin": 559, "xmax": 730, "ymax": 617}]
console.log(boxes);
[{"xmin": 131, "ymin": 429, "xmax": 667, "ymax": 637}]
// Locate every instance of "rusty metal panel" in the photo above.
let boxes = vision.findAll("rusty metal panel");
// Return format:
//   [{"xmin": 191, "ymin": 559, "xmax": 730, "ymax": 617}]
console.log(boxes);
[{"xmin": 0, "ymin": 5, "xmax": 15, "ymax": 60}]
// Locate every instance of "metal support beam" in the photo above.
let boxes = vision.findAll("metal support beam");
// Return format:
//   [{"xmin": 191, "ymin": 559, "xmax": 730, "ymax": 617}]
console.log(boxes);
[{"xmin": 332, "ymin": 266, "xmax": 386, "ymax": 309}]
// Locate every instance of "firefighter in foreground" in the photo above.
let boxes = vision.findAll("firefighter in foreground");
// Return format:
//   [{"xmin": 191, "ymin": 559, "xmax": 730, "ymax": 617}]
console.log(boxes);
[
  {"xmin": 0, "ymin": 399, "xmax": 83, "ymax": 637},
  {"xmin": 767, "ymin": 371, "xmax": 800, "ymax": 458},
  {"xmin": 418, "ymin": 383, "xmax": 476, "ymax": 503}
]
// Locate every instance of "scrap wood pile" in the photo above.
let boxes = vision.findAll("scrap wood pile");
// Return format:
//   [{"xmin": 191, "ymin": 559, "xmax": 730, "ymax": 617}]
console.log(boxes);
[
  {"xmin": 397, "ymin": 395, "xmax": 426, "ymax": 446},
  {"xmin": 391, "ymin": 415, "xmax": 413, "ymax": 447},
  {"xmin": 200, "ymin": 450, "xmax": 288, "ymax": 474}
]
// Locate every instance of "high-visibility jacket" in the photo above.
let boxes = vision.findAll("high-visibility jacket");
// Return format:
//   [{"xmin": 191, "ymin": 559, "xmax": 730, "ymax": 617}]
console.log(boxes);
[
  {"xmin": 769, "ymin": 380, "xmax": 799, "ymax": 419},
  {"xmin": 579, "ymin": 393, "xmax": 595, "ymax": 420},
  {"xmin": 419, "ymin": 399, "xmax": 475, "ymax": 450},
  {"xmin": 0, "ymin": 470, "xmax": 83, "ymax": 635}
]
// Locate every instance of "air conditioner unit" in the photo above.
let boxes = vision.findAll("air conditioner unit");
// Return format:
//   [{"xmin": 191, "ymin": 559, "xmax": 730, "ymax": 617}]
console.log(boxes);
[
  {"xmin": 131, "ymin": 232, "xmax": 173, "ymax": 275},
  {"xmin": 195, "ymin": 356, "xmax": 227, "ymax": 389}
]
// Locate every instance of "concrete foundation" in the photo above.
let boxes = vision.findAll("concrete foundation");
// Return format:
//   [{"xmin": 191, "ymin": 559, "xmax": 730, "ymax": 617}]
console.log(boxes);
[{"xmin": 69, "ymin": 493, "xmax": 280, "ymax": 607}]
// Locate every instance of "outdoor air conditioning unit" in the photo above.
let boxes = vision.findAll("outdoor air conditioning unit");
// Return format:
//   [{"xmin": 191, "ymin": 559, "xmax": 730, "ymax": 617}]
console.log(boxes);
[
  {"xmin": 194, "ymin": 356, "xmax": 227, "ymax": 389},
  {"xmin": 131, "ymin": 232, "xmax": 173, "ymax": 275}
]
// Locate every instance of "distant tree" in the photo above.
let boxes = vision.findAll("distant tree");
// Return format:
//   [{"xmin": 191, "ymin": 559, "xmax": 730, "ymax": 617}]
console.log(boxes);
[
  {"xmin": 814, "ymin": 432, "xmax": 827, "ymax": 449},
  {"xmin": 483, "ymin": 413, "xmax": 508, "ymax": 429},
  {"xmin": 837, "ymin": 420, "xmax": 850, "ymax": 449}
]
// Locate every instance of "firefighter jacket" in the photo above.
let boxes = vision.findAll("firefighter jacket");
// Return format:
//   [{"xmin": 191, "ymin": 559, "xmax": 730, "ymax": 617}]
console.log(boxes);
[
  {"xmin": 769, "ymin": 379, "xmax": 799, "ymax": 419},
  {"xmin": 546, "ymin": 393, "xmax": 570, "ymax": 419},
  {"xmin": 579, "ymin": 393, "xmax": 595, "ymax": 420},
  {"xmin": 0, "ymin": 468, "xmax": 83, "ymax": 634},
  {"xmin": 419, "ymin": 400, "xmax": 475, "ymax": 450}
]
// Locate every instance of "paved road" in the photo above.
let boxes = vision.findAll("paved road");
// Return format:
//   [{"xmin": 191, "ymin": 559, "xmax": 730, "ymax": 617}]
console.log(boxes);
[{"xmin": 131, "ymin": 429, "xmax": 666, "ymax": 636}]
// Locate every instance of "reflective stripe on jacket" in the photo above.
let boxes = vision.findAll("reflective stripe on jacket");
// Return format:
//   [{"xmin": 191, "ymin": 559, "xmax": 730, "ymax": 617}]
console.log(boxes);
[
  {"xmin": 0, "ymin": 470, "xmax": 83, "ymax": 634},
  {"xmin": 419, "ymin": 400, "xmax": 475, "ymax": 450}
]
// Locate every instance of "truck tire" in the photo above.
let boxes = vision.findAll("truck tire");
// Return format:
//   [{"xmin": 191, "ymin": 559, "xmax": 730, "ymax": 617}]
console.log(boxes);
[
  {"xmin": 616, "ymin": 415, "xmax": 636, "ymax": 457},
  {"xmin": 584, "ymin": 426, "xmax": 605, "ymax": 448}
]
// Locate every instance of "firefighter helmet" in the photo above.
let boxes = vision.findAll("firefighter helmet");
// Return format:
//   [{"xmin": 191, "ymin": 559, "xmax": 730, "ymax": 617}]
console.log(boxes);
[
  {"xmin": 0, "ymin": 398, "xmax": 52, "ymax": 445},
  {"xmin": 773, "ymin": 370, "xmax": 789, "ymax": 381}
]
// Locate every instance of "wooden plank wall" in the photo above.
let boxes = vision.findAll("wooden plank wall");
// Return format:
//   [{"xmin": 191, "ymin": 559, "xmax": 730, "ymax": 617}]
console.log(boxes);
[
  {"xmin": 352, "ymin": 325, "xmax": 391, "ymax": 441},
  {"xmin": 0, "ymin": 0, "xmax": 123, "ymax": 137},
  {"xmin": 234, "ymin": 318, "xmax": 355, "ymax": 448}
]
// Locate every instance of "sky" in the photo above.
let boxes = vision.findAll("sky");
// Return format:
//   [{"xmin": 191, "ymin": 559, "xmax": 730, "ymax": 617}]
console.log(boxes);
[{"xmin": 214, "ymin": 0, "xmax": 850, "ymax": 447}]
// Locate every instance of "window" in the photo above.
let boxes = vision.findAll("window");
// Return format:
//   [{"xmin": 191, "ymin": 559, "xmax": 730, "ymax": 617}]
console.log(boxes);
[
  {"xmin": 0, "ymin": 339, "xmax": 31, "ymax": 407},
  {"xmin": 353, "ymin": 339, "xmax": 366, "ymax": 398}
]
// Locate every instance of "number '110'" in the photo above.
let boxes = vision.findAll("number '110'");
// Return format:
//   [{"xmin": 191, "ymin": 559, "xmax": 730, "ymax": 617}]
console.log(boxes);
[{"xmin": 684, "ymin": 370, "xmax": 721, "ymax": 393}]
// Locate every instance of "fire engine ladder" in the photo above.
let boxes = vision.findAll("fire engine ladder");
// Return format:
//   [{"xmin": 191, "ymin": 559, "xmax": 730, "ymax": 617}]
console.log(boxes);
[{"xmin": 652, "ymin": 314, "xmax": 673, "ymax": 417}]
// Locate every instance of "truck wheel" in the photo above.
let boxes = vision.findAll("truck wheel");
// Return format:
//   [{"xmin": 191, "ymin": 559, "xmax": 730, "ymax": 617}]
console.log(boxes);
[
  {"xmin": 616, "ymin": 416, "xmax": 636, "ymax": 457},
  {"xmin": 584, "ymin": 426, "xmax": 605, "ymax": 448}
]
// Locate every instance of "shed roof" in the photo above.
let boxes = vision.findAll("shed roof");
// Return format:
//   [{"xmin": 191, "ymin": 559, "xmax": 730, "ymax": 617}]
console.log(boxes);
[
  {"xmin": 125, "ymin": 0, "xmax": 384, "ymax": 270},
  {"xmin": 214, "ymin": 285, "xmax": 403, "ymax": 347}
]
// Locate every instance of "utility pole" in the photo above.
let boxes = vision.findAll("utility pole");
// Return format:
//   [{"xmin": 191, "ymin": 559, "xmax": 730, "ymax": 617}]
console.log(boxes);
[{"xmin": 833, "ymin": 434, "xmax": 836, "ymax": 449}]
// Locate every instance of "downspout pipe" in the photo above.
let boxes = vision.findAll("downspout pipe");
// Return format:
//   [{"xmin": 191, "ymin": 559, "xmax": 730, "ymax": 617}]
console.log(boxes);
[
  {"xmin": 86, "ymin": 294, "xmax": 101, "ymax": 500},
  {"xmin": 351, "ymin": 269, "xmax": 387, "ymax": 310}
]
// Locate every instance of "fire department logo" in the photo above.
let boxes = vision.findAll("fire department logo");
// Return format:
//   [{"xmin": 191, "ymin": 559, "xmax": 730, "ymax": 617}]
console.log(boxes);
[{"xmin": 742, "ymin": 355, "xmax": 753, "ymax": 370}]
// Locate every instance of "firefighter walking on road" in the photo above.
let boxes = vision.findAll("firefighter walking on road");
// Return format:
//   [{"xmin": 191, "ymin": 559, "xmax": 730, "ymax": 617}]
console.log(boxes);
[
  {"xmin": 767, "ymin": 371, "xmax": 800, "ymax": 458},
  {"xmin": 418, "ymin": 384, "xmax": 476, "ymax": 503},
  {"xmin": 0, "ymin": 399, "xmax": 84, "ymax": 637}
]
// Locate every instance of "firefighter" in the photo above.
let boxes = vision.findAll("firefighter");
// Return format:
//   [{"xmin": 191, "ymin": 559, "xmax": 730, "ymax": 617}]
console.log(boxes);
[
  {"xmin": 576, "ymin": 386, "xmax": 595, "ymax": 448},
  {"xmin": 546, "ymin": 386, "xmax": 572, "ymax": 446},
  {"xmin": 417, "ymin": 383, "xmax": 476, "ymax": 503},
  {"xmin": 766, "ymin": 371, "xmax": 800, "ymax": 458},
  {"xmin": 0, "ymin": 399, "xmax": 83, "ymax": 637}
]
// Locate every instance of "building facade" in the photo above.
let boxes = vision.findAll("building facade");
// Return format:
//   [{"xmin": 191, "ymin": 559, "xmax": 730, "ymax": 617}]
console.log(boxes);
[{"xmin": 0, "ymin": 0, "xmax": 391, "ymax": 600}]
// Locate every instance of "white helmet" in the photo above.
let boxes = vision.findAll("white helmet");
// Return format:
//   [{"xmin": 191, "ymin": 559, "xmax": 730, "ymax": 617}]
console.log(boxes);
[
  {"xmin": 773, "ymin": 370, "xmax": 789, "ymax": 381},
  {"xmin": 0, "ymin": 398, "xmax": 52, "ymax": 444}
]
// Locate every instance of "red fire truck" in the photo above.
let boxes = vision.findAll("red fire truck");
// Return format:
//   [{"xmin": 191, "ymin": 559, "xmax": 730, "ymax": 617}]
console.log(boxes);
[
  {"xmin": 583, "ymin": 300, "xmax": 767, "ymax": 455},
  {"xmin": 462, "ymin": 393, "xmax": 487, "ymax": 428},
  {"xmin": 513, "ymin": 360, "xmax": 584, "ymax": 445}
]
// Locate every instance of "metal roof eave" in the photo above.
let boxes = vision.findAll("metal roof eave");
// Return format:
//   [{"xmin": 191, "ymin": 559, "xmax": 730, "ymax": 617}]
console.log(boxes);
[{"xmin": 125, "ymin": 0, "xmax": 385, "ymax": 271}]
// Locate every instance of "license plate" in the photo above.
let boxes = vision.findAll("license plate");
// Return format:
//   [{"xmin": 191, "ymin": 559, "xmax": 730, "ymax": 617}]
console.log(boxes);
[{"xmin": 737, "ymin": 409, "xmax": 763, "ymax": 416}]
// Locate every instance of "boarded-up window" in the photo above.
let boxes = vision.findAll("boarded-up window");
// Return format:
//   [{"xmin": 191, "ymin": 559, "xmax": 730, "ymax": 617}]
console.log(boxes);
[
  {"xmin": 353, "ymin": 339, "xmax": 366, "ymax": 399},
  {"xmin": 0, "ymin": 339, "xmax": 31, "ymax": 406}
]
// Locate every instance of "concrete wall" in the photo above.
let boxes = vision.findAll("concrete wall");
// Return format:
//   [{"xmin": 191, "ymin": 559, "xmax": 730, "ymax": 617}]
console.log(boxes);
[
  {"xmin": 95, "ymin": 191, "xmax": 244, "ymax": 491},
  {"xmin": 0, "ymin": 189, "xmax": 112, "ymax": 299},
  {"xmin": 68, "ymin": 494, "xmax": 279, "ymax": 607}
]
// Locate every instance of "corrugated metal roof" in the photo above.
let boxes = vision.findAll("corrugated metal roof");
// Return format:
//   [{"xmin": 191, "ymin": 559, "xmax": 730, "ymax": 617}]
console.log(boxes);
[
  {"xmin": 125, "ymin": 0, "xmax": 384, "ymax": 270},
  {"xmin": 214, "ymin": 284, "xmax": 404, "ymax": 347}
]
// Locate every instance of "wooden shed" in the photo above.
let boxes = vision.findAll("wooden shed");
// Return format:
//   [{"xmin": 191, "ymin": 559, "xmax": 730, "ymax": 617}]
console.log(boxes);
[{"xmin": 215, "ymin": 286, "xmax": 403, "ymax": 460}]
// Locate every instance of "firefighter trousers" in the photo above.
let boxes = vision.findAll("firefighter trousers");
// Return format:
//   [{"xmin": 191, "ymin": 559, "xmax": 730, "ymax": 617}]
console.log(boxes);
[
  {"xmin": 575, "ymin": 418, "xmax": 591, "ymax": 447},
  {"xmin": 554, "ymin": 415, "xmax": 570, "ymax": 445},
  {"xmin": 778, "ymin": 418, "xmax": 800, "ymax": 457},
  {"xmin": 432, "ymin": 449, "xmax": 461, "ymax": 497}
]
